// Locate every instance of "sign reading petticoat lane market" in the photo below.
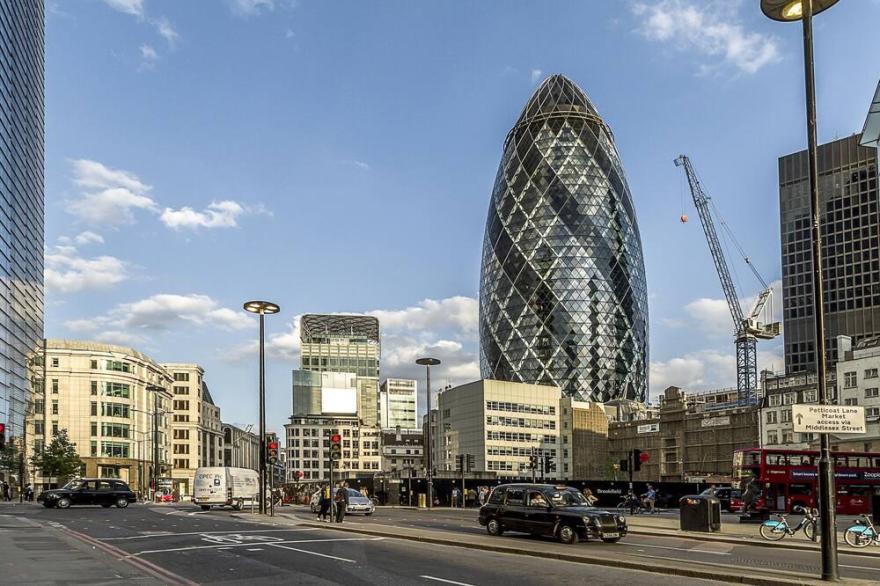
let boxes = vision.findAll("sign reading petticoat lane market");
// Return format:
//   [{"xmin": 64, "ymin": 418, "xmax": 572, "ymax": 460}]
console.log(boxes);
[{"xmin": 792, "ymin": 404, "xmax": 866, "ymax": 434}]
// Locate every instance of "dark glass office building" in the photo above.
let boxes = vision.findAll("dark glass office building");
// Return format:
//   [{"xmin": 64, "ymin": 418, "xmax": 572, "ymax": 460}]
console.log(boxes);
[
  {"xmin": 780, "ymin": 134, "xmax": 879, "ymax": 372},
  {"xmin": 0, "ymin": 1, "xmax": 44, "ymax": 443},
  {"xmin": 479, "ymin": 75, "xmax": 648, "ymax": 402}
]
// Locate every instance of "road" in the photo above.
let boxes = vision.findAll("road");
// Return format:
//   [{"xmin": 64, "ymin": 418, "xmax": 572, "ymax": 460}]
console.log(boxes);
[
  {"xmin": 281, "ymin": 505, "xmax": 880, "ymax": 582},
  {"xmin": 1, "ymin": 503, "xmax": 725, "ymax": 585}
]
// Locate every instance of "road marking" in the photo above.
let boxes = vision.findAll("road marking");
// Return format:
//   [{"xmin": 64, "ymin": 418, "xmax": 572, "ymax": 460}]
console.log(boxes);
[
  {"xmin": 268, "ymin": 542, "xmax": 357, "ymax": 563},
  {"xmin": 841, "ymin": 563, "xmax": 880, "ymax": 571},
  {"xmin": 101, "ymin": 528, "xmax": 319, "ymax": 541},
  {"xmin": 420, "ymin": 576, "xmax": 476, "ymax": 586},
  {"xmin": 618, "ymin": 542, "xmax": 731, "ymax": 556},
  {"xmin": 131, "ymin": 536, "xmax": 384, "ymax": 557},
  {"xmin": 246, "ymin": 548, "xmax": 264, "ymax": 551}
]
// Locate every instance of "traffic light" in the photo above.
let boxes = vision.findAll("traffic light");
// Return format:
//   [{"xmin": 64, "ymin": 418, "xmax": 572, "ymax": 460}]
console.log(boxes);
[
  {"xmin": 267, "ymin": 440, "xmax": 279, "ymax": 464},
  {"xmin": 619, "ymin": 458, "xmax": 629, "ymax": 472},
  {"xmin": 466, "ymin": 454, "xmax": 475, "ymax": 472},
  {"xmin": 455, "ymin": 454, "xmax": 464, "ymax": 472},
  {"xmin": 632, "ymin": 449, "xmax": 643, "ymax": 472},
  {"xmin": 529, "ymin": 454, "xmax": 538, "ymax": 469},
  {"xmin": 0, "ymin": 422, "xmax": 5, "ymax": 450},
  {"xmin": 543, "ymin": 454, "xmax": 554, "ymax": 474},
  {"xmin": 329, "ymin": 433, "xmax": 342, "ymax": 463}
]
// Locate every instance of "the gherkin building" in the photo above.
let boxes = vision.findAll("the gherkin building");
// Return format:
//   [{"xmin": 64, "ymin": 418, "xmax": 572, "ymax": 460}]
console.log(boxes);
[{"xmin": 479, "ymin": 74, "xmax": 648, "ymax": 402}]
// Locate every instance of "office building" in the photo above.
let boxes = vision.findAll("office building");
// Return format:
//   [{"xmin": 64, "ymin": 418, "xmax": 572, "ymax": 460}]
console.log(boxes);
[
  {"xmin": 222, "ymin": 423, "xmax": 260, "ymax": 471},
  {"xmin": 380, "ymin": 427, "xmax": 424, "ymax": 476},
  {"xmin": 285, "ymin": 415, "xmax": 380, "ymax": 482},
  {"xmin": 162, "ymin": 363, "xmax": 223, "ymax": 498},
  {"xmin": 0, "ymin": 1, "xmax": 45, "ymax": 447},
  {"xmin": 479, "ymin": 74, "xmax": 649, "ymax": 402},
  {"xmin": 379, "ymin": 378, "xmax": 418, "ymax": 429},
  {"xmin": 28, "ymin": 340, "xmax": 173, "ymax": 493},
  {"xmin": 780, "ymin": 134, "xmax": 880, "ymax": 372},
  {"xmin": 300, "ymin": 314, "xmax": 380, "ymax": 426},
  {"xmin": 559, "ymin": 398, "xmax": 609, "ymax": 479},
  {"xmin": 760, "ymin": 371, "xmax": 823, "ymax": 449},
  {"xmin": 831, "ymin": 335, "xmax": 880, "ymax": 451}
]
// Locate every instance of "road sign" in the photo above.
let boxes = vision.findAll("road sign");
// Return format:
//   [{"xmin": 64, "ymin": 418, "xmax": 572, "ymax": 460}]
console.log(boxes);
[{"xmin": 792, "ymin": 404, "xmax": 866, "ymax": 434}]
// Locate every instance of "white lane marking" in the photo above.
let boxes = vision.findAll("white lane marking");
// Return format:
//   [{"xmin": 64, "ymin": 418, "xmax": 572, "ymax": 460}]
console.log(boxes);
[
  {"xmin": 131, "ymin": 536, "xmax": 383, "ymax": 557},
  {"xmin": 101, "ymin": 528, "xmax": 318, "ymax": 541},
  {"xmin": 420, "ymin": 576, "xmax": 476, "ymax": 586},
  {"xmin": 618, "ymin": 542, "xmax": 731, "ymax": 556},
  {"xmin": 268, "ymin": 542, "xmax": 357, "ymax": 563},
  {"xmin": 246, "ymin": 548, "xmax": 264, "ymax": 551},
  {"xmin": 841, "ymin": 563, "xmax": 880, "ymax": 571}
]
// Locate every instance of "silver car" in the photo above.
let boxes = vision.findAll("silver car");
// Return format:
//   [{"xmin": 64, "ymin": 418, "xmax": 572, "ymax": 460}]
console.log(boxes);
[{"xmin": 309, "ymin": 488, "xmax": 375, "ymax": 515}]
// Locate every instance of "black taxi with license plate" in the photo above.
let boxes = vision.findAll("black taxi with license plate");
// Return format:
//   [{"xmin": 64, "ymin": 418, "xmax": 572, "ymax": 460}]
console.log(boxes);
[{"xmin": 478, "ymin": 483, "xmax": 627, "ymax": 544}]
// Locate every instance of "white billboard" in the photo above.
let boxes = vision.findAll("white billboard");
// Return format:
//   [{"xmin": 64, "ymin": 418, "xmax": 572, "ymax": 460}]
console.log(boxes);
[{"xmin": 322, "ymin": 387, "xmax": 357, "ymax": 414}]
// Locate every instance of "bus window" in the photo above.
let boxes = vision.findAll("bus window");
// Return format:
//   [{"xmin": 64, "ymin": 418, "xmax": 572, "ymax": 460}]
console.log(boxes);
[
  {"xmin": 747, "ymin": 451, "xmax": 761, "ymax": 466},
  {"xmin": 834, "ymin": 455, "xmax": 850, "ymax": 467},
  {"xmin": 790, "ymin": 484, "xmax": 812, "ymax": 497},
  {"xmin": 793, "ymin": 455, "xmax": 814, "ymax": 467},
  {"xmin": 766, "ymin": 454, "xmax": 789, "ymax": 466}
]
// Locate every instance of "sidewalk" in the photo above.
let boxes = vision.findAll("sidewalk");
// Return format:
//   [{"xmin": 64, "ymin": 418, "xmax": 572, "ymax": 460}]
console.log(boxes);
[
  {"xmin": 235, "ymin": 510, "xmax": 873, "ymax": 586},
  {"xmin": 0, "ymin": 510, "xmax": 163, "ymax": 585}
]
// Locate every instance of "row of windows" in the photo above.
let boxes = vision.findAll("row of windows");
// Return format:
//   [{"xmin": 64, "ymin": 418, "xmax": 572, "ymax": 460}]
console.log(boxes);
[
  {"xmin": 486, "ymin": 431, "xmax": 556, "ymax": 443},
  {"xmin": 487, "ymin": 446, "xmax": 553, "ymax": 457},
  {"xmin": 486, "ymin": 415, "xmax": 556, "ymax": 430},
  {"xmin": 485, "ymin": 401, "xmax": 556, "ymax": 416}
]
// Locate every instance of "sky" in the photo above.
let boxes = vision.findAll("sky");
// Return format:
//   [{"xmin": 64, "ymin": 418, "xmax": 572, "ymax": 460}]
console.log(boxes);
[{"xmin": 44, "ymin": 0, "xmax": 880, "ymax": 438}]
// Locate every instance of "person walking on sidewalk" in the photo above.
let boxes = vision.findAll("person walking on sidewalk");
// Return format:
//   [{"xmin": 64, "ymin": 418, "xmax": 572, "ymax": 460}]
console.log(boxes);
[
  {"xmin": 24, "ymin": 484, "xmax": 33, "ymax": 502},
  {"xmin": 335, "ymin": 482, "xmax": 350, "ymax": 523},
  {"xmin": 317, "ymin": 483, "xmax": 331, "ymax": 522}
]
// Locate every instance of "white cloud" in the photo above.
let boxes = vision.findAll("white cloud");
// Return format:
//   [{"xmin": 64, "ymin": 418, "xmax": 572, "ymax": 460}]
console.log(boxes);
[
  {"xmin": 683, "ymin": 279, "xmax": 782, "ymax": 338},
  {"xmin": 530, "ymin": 69, "xmax": 543, "ymax": 83},
  {"xmin": 45, "ymin": 245, "xmax": 129, "ymax": 294},
  {"xmin": 71, "ymin": 159, "xmax": 150, "ymax": 193},
  {"xmin": 67, "ymin": 159, "xmax": 157, "ymax": 226},
  {"xmin": 102, "ymin": 0, "xmax": 144, "ymax": 18},
  {"xmin": 285, "ymin": 28, "xmax": 295, "ymax": 39},
  {"xmin": 139, "ymin": 44, "xmax": 158, "ymax": 68},
  {"xmin": 153, "ymin": 17, "xmax": 179, "ymax": 47},
  {"xmin": 631, "ymin": 0, "xmax": 780, "ymax": 74},
  {"xmin": 160, "ymin": 200, "xmax": 249, "ymax": 230},
  {"xmin": 230, "ymin": 0, "xmax": 275, "ymax": 17},
  {"xmin": 66, "ymin": 294, "xmax": 252, "ymax": 340},
  {"xmin": 74, "ymin": 231, "xmax": 104, "ymax": 246},
  {"xmin": 368, "ymin": 296, "xmax": 478, "ymax": 337}
]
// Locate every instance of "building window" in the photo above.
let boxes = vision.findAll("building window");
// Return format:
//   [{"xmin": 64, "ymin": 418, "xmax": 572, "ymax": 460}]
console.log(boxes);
[
  {"xmin": 174, "ymin": 429, "xmax": 190, "ymax": 440},
  {"xmin": 782, "ymin": 393, "xmax": 795, "ymax": 406},
  {"xmin": 867, "ymin": 407, "xmax": 880, "ymax": 418},
  {"xmin": 174, "ymin": 444, "xmax": 190, "ymax": 454},
  {"xmin": 102, "ymin": 382, "xmax": 131, "ymax": 398},
  {"xmin": 101, "ymin": 403, "xmax": 131, "ymax": 418},
  {"xmin": 174, "ymin": 372, "xmax": 190, "ymax": 382},
  {"xmin": 90, "ymin": 402, "xmax": 98, "ymax": 417},
  {"xmin": 34, "ymin": 422, "xmax": 44, "ymax": 436},
  {"xmin": 781, "ymin": 409, "xmax": 792, "ymax": 423},
  {"xmin": 173, "ymin": 400, "xmax": 190, "ymax": 411},
  {"xmin": 173, "ymin": 414, "xmax": 190, "ymax": 423},
  {"xmin": 51, "ymin": 379, "xmax": 58, "ymax": 393},
  {"xmin": 52, "ymin": 423, "xmax": 59, "ymax": 436},
  {"xmin": 91, "ymin": 381, "xmax": 98, "ymax": 395},
  {"xmin": 769, "ymin": 395, "xmax": 781, "ymax": 407},
  {"xmin": 844, "ymin": 398, "xmax": 859, "ymax": 406},
  {"xmin": 91, "ymin": 359, "xmax": 98, "ymax": 369},
  {"xmin": 51, "ymin": 357, "xmax": 59, "ymax": 368},
  {"xmin": 173, "ymin": 386, "xmax": 188, "ymax": 395},
  {"xmin": 844, "ymin": 372, "xmax": 857, "ymax": 388},
  {"xmin": 101, "ymin": 442, "xmax": 130, "ymax": 458},
  {"xmin": 866, "ymin": 369, "xmax": 879, "ymax": 379},
  {"xmin": 102, "ymin": 423, "xmax": 130, "ymax": 438},
  {"xmin": 51, "ymin": 401, "xmax": 58, "ymax": 415},
  {"xmin": 91, "ymin": 441, "xmax": 97, "ymax": 457},
  {"xmin": 865, "ymin": 388, "xmax": 879, "ymax": 399},
  {"xmin": 766, "ymin": 411, "xmax": 778, "ymax": 424},
  {"xmin": 782, "ymin": 431, "xmax": 793, "ymax": 444},
  {"xmin": 174, "ymin": 458, "xmax": 189, "ymax": 469},
  {"xmin": 803, "ymin": 390, "xmax": 818, "ymax": 403},
  {"xmin": 91, "ymin": 423, "xmax": 97, "ymax": 437},
  {"xmin": 106, "ymin": 360, "xmax": 131, "ymax": 373},
  {"xmin": 35, "ymin": 399, "xmax": 43, "ymax": 415}
]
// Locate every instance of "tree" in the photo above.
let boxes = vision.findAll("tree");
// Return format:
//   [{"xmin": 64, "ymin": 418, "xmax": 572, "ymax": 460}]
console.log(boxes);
[
  {"xmin": 31, "ymin": 430, "xmax": 83, "ymax": 481},
  {"xmin": 0, "ymin": 443, "xmax": 19, "ymax": 472}
]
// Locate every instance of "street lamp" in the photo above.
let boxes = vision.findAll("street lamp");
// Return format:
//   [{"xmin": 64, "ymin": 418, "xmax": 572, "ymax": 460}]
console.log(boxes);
[
  {"xmin": 145, "ymin": 385, "xmax": 167, "ymax": 502},
  {"xmin": 416, "ymin": 357, "xmax": 440, "ymax": 509},
  {"xmin": 243, "ymin": 300, "xmax": 280, "ymax": 515},
  {"xmin": 760, "ymin": 0, "xmax": 841, "ymax": 581}
]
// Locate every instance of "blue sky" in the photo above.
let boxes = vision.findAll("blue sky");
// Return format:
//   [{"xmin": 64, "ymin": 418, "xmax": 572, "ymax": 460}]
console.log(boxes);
[{"xmin": 44, "ymin": 0, "xmax": 880, "ymax": 437}]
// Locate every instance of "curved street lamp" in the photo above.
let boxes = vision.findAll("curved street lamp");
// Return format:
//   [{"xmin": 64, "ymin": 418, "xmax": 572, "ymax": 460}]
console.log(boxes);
[
  {"xmin": 759, "ymin": 1, "xmax": 841, "ymax": 580},
  {"xmin": 416, "ymin": 357, "xmax": 440, "ymax": 509},
  {"xmin": 243, "ymin": 300, "xmax": 280, "ymax": 515}
]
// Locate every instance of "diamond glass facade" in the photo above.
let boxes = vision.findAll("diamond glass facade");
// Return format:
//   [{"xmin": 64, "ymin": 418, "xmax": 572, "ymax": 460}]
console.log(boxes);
[
  {"xmin": 479, "ymin": 75, "xmax": 648, "ymax": 402},
  {"xmin": 0, "ymin": 1, "xmax": 44, "ymax": 442}
]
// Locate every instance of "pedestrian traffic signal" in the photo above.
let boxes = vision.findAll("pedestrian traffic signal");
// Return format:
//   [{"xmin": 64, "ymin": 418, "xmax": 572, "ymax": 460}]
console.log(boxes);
[
  {"xmin": 455, "ymin": 454, "xmax": 464, "ymax": 472},
  {"xmin": 529, "ymin": 454, "xmax": 538, "ymax": 468},
  {"xmin": 0, "ymin": 422, "xmax": 5, "ymax": 450},
  {"xmin": 267, "ymin": 440, "xmax": 279, "ymax": 464},
  {"xmin": 632, "ymin": 449, "xmax": 643, "ymax": 472},
  {"xmin": 619, "ymin": 458, "xmax": 629, "ymax": 472},
  {"xmin": 466, "ymin": 454, "xmax": 475, "ymax": 472},
  {"xmin": 543, "ymin": 454, "xmax": 554, "ymax": 474},
  {"xmin": 329, "ymin": 433, "xmax": 342, "ymax": 462}
]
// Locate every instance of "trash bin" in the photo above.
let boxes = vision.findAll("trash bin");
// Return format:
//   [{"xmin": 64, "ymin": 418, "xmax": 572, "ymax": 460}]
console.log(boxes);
[
  {"xmin": 679, "ymin": 495, "xmax": 722, "ymax": 532},
  {"xmin": 418, "ymin": 493, "xmax": 427, "ymax": 508}
]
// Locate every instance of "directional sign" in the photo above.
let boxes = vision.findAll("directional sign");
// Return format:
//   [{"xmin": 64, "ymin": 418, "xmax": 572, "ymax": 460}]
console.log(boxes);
[{"xmin": 792, "ymin": 404, "xmax": 865, "ymax": 434}]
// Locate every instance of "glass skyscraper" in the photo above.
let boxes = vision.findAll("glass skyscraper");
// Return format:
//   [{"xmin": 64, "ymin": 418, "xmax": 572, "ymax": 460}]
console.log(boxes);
[
  {"xmin": 0, "ymin": 1, "xmax": 44, "ymax": 442},
  {"xmin": 479, "ymin": 75, "xmax": 648, "ymax": 402}
]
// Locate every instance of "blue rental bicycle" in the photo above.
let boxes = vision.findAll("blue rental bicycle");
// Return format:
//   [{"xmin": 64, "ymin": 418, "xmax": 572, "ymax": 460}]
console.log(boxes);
[
  {"xmin": 843, "ymin": 514, "xmax": 879, "ymax": 548},
  {"xmin": 759, "ymin": 507, "xmax": 819, "ymax": 541}
]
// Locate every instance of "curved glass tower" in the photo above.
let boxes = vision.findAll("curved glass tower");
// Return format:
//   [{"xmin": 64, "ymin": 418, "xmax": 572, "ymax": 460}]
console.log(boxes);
[{"xmin": 479, "ymin": 75, "xmax": 648, "ymax": 402}]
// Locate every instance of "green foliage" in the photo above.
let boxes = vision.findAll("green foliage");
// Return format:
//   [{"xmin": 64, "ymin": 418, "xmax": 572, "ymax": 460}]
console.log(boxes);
[
  {"xmin": 31, "ymin": 430, "xmax": 83, "ymax": 480},
  {"xmin": 0, "ymin": 443, "xmax": 19, "ymax": 471}
]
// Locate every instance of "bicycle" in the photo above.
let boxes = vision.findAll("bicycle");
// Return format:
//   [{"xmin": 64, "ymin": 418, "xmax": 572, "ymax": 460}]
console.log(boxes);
[
  {"xmin": 843, "ymin": 514, "xmax": 880, "ymax": 548},
  {"xmin": 759, "ymin": 507, "xmax": 819, "ymax": 541},
  {"xmin": 616, "ymin": 494, "xmax": 644, "ymax": 515}
]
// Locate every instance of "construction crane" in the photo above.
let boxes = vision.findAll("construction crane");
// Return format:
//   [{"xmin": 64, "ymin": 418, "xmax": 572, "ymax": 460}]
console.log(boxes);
[{"xmin": 674, "ymin": 155, "xmax": 781, "ymax": 405}]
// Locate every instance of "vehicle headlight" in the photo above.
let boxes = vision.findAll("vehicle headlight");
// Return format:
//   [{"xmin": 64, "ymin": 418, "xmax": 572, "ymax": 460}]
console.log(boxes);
[{"xmin": 617, "ymin": 515, "xmax": 625, "ymax": 524}]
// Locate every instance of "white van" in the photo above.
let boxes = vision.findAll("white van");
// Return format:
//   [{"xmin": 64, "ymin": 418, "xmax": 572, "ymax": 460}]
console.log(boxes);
[{"xmin": 193, "ymin": 467, "xmax": 259, "ymax": 510}]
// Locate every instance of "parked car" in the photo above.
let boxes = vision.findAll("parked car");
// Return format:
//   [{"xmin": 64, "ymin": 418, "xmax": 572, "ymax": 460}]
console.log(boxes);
[
  {"xmin": 309, "ymin": 488, "xmax": 376, "ymax": 515},
  {"xmin": 701, "ymin": 487, "xmax": 743, "ymax": 512},
  {"xmin": 478, "ymin": 483, "xmax": 627, "ymax": 544},
  {"xmin": 38, "ymin": 478, "xmax": 136, "ymax": 509}
]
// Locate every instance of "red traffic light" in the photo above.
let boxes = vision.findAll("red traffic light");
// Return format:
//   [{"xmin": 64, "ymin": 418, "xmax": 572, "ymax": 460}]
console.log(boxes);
[
  {"xmin": 0, "ymin": 423, "xmax": 5, "ymax": 434},
  {"xmin": 330, "ymin": 434, "xmax": 341, "ymax": 443},
  {"xmin": 639, "ymin": 452, "xmax": 650, "ymax": 463},
  {"xmin": 268, "ymin": 441, "xmax": 279, "ymax": 450}
]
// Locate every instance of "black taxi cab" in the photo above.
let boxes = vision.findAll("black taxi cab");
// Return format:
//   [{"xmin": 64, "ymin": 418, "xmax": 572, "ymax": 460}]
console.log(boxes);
[{"xmin": 478, "ymin": 483, "xmax": 627, "ymax": 544}]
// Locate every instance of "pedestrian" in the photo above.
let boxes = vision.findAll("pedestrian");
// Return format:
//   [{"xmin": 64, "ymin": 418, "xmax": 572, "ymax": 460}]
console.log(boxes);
[
  {"xmin": 317, "ymin": 483, "xmax": 331, "ymax": 522},
  {"xmin": 641, "ymin": 484, "xmax": 657, "ymax": 514},
  {"xmin": 335, "ymin": 482, "xmax": 350, "ymax": 523},
  {"xmin": 451, "ymin": 486, "xmax": 461, "ymax": 508},
  {"xmin": 24, "ymin": 484, "xmax": 33, "ymax": 502},
  {"xmin": 582, "ymin": 487, "xmax": 598, "ymax": 507},
  {"xmin": 742, "ymin": 476, "xmax": 760, "ymax": 513},
  {"xmin": 478, "ymin": 486, "xmax": 488, "ymax": 506},
  {"xmin": 2, "ymin": 481, "xmax": 9, "ymax": 501}
]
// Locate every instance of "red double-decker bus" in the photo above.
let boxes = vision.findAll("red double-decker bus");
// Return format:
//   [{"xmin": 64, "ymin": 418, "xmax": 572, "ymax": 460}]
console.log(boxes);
[{"xmin": 733, "ymin": 448, "xmax": 880, "ymax": 514}]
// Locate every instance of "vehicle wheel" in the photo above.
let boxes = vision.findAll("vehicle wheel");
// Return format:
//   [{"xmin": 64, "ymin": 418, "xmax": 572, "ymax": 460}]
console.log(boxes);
[
  {"xmin": 201, "ymin": 505, "xmax": 211, "ymax": 511},
  {"xmin": 844, "ymin": 527, "xmax": 873, "ymax": 548},
  {"xmin": 804, "ymin": 521, "xmax": 819, "ymax": 542},
  {"xmin": 759, "ymin": 522, "xmax": 787, "ymax": 541},
  {"xmin": 101, "ymin": 503, "xmax": 112, "ymax": 508},
  {"xmin": 486, "ymin": 518, "xmax": 503, "ymax": 536},
  {"xmin": 56, "ymin": 497, "xmax": 71, "ymax": 509},
  {"xmin": 602, "ymin": 537, "xmax": 621, "ymax": 543},
  {"xmin": 116, "ymin": 497, "xmax": 129, "ymax": 508},
  {"xmin": 616, "ymin": 501, "xmax": 628, "ymax": 515},
  {"xmin": 557, "ymin": 525, "xmax": 578, "ymax": 545}
]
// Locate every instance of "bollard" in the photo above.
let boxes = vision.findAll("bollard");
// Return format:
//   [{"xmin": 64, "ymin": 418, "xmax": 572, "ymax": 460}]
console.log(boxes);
[{"xmin": 419, "ymin": 493, "xmax": 426, "ymax": 508}]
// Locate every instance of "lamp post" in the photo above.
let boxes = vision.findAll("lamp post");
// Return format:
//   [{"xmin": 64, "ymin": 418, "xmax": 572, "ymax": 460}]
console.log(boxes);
[
  {"xmin": 416, "ymin": 357, "xmax": 440, "ymax": 509},
  {"xmin": 243, "ymin": 300, "xmax": 280, "ymax": 515},
  {"xmin": 760, "ymin": 1, "xmax": 841, "ymax": 581},
  {"xmin": 145, "ymin": 386, "xmax": 166, "ymax": 502}
]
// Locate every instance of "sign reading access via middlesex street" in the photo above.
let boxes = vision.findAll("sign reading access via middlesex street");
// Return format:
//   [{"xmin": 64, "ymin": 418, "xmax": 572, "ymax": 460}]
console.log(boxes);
[{"xmin": 792, "ymin": 404, "xmax": 866, "ymax": 434}]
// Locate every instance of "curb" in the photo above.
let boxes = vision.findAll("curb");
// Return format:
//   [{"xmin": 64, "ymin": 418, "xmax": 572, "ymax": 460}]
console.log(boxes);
[{"xmin": 237, "ymin": 513, "xmax": 848, "ymax": 586}]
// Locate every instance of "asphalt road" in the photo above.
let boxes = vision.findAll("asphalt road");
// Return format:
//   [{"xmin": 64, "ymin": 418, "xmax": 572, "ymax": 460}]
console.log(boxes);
[
  {"xmin": 281, "ymin": 505, "xmax": 880, "ymax": 582},
  {"xmin": 1, "ymin": 503, "xmax": 725, "ymax": 585}
]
